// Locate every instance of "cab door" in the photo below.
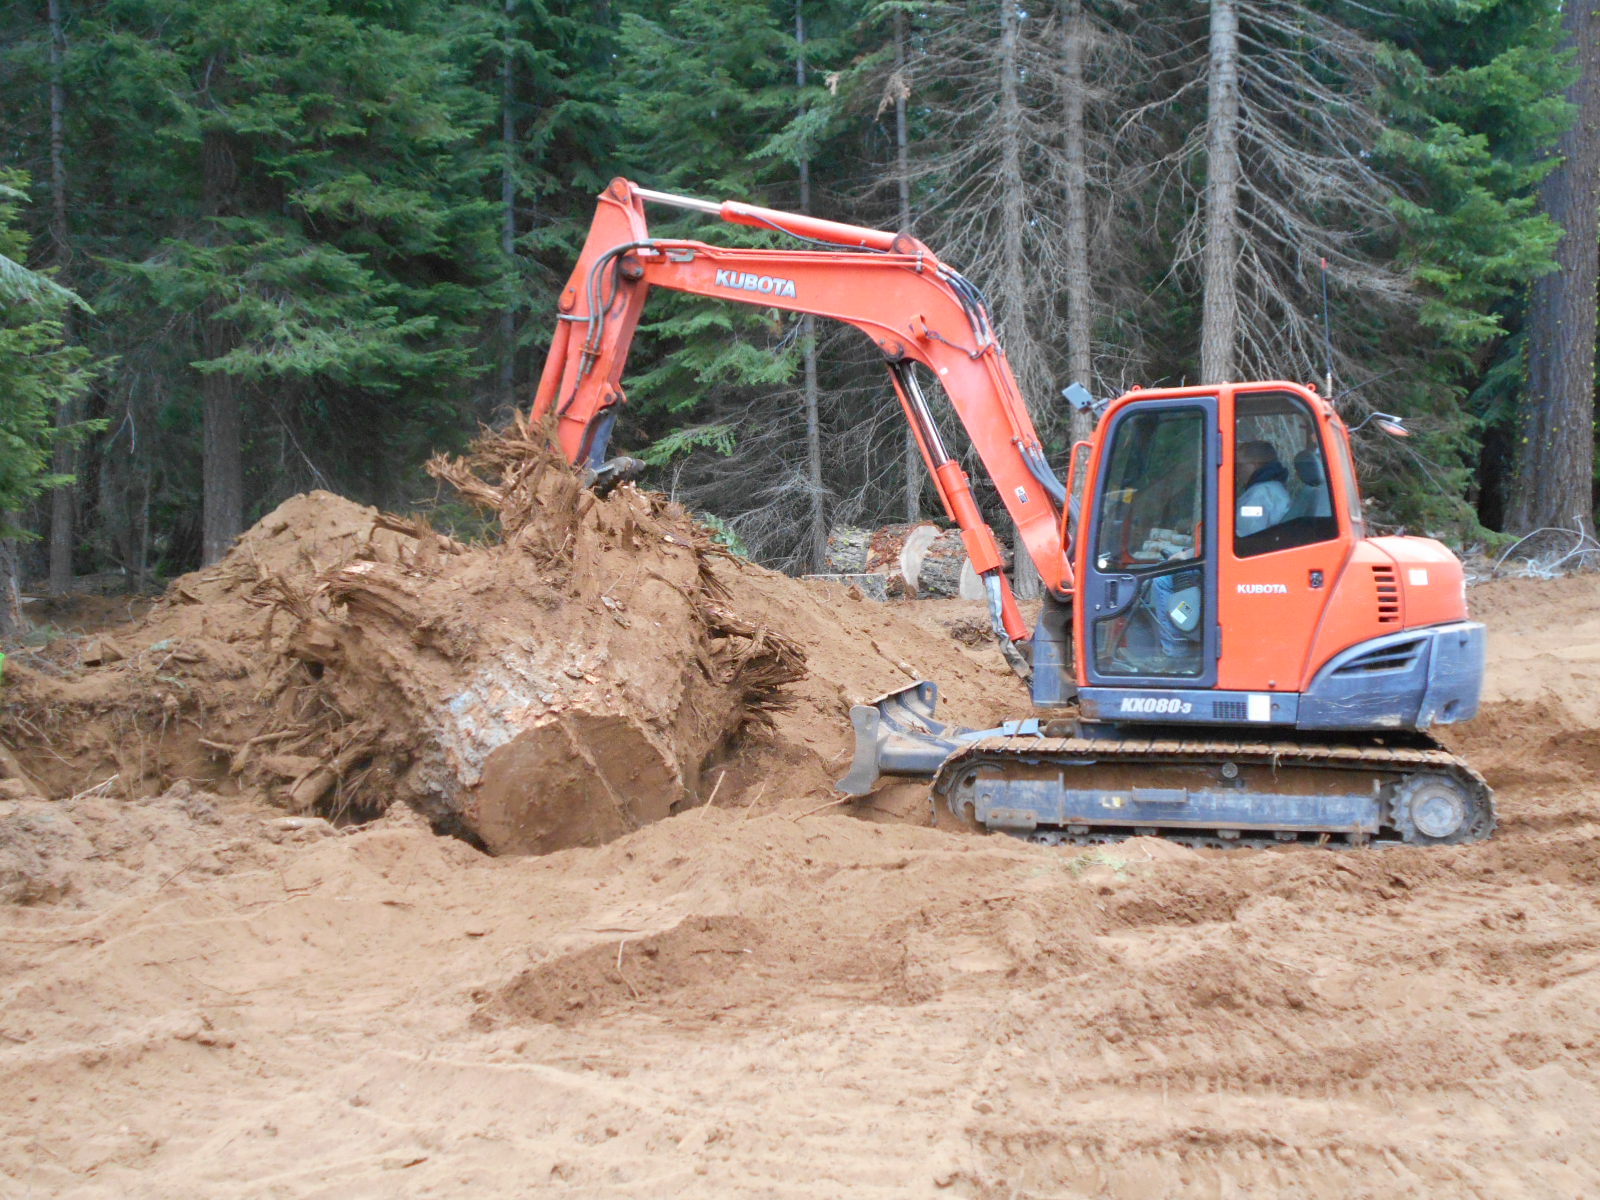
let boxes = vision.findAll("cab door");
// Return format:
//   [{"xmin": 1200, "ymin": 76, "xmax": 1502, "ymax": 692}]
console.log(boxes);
[
  {"xmin": 1079, "ymin": 397, "xmax": 1219, "ymax": 688},
  {"xmin": 1218, "ymin": 387, "xmax": 1348, "ymax": 692}
]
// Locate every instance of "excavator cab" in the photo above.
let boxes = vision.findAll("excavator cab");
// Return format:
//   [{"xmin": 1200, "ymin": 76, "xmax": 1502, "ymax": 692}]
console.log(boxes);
[
  {"xmin": 1062, "ymin": 381, "xmax": 1484, "ymax": 737},
  {"xmin": 1077, "ymin": 394, "xmax": 1219, "ymax": 685}
]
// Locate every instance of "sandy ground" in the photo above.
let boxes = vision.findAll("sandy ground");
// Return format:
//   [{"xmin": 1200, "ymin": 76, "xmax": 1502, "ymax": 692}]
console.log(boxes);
[{"xmin": 3, "ymin": 572, "xmax": 1600, "ymax": 1197}]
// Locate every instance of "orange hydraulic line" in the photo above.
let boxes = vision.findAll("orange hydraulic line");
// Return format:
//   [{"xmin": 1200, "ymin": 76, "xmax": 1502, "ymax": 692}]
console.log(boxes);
[{"xmin": 719, "ymin": 200, "xmax": 903, "ymax": 252}]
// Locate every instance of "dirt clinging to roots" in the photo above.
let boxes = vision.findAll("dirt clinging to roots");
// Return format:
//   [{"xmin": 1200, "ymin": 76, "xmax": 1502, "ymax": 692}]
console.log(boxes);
[
  {"xmin": 2, "ymin": 418, "xmax": 813, "ymax": 855},
  {"xmin": 245, "ymin": 420, "xmax": 806, "ymax": 853}
]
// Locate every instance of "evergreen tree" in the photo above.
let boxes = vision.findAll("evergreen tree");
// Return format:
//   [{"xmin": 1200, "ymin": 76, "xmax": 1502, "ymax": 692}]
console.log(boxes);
[
  {"xmin": 607, "ymin": 0, "xmax": 869, "ymax": 570},
  {"xmin": 46, "ymin": 0, "xmax": 502, "ymax": 563},
  {"xmin": 1359, "ymin": 0, "xmax": 1568, "ymax": 532},
  {"xmin": 1506, "ymin": 0, "xmax": 1600, "ymax": 540},
  {"xmin": 0, "ymin": 171, "xmax": 96, "ymax": 635}
]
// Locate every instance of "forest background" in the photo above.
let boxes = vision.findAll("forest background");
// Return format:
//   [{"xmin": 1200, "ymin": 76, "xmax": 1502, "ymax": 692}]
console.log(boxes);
[{"xmin": 2, "ymin": 0, "xmax": 1598, "ymax": 626}]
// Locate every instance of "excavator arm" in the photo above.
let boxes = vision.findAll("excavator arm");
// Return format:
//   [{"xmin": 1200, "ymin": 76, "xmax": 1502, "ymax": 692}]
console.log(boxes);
[{"xmin": 531, "ymin": 178, "xmax": 1074, "ymax": 653}]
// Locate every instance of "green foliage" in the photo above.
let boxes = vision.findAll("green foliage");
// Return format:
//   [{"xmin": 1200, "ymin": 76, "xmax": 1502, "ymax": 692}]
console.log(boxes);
[
  {"xmin": 694, "ymin": 511, "xmax": 749, "ymax": 557},
  {"xmin": 1378, "ymin": 0, "xmax": 1570, "ymax": 351},
  {"xmin": 0, "ymin": 171, "xmax": 98, "ymax": 534},
  {"xmin": 0, "ymin": 0, "xmax": 1584, "ymax": 570},
  {"xmin": 640, "ymin": 423, "xmax": 738, "ymax": 466},
  {"xmin": 1354, "ymin": 0, "xmax": 1572, "ymax": 533}
]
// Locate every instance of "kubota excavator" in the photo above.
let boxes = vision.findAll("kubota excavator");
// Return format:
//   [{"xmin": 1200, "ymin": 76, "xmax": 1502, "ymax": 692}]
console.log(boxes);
[{"xmin": 532, "ymin": 177, "xmax": 1493, "ymax": 847}]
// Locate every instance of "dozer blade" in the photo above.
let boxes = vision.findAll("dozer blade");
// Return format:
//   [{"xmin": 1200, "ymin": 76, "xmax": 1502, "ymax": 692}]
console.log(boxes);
[{"xmin": 835, "ymin": 680, "xmax": 1037, "ymax": 795}]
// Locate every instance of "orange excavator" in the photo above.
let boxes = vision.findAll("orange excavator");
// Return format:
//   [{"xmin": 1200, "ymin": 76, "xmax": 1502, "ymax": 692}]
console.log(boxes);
[{"xmin": 533, "ymin": 178, "xmax": 1493, "ymax": 847}]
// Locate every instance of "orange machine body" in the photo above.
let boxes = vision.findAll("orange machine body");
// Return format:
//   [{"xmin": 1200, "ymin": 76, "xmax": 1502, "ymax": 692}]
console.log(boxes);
[
  {"xmin": 536, "ymin": 181, "xmax": 1477, "ymax": 731},
  {"xmin": 1068, "ymin": 380, "xmax": 1468, "ymax": 697}
]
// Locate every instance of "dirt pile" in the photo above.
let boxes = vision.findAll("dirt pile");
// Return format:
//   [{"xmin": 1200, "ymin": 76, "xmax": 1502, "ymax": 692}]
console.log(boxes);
[
  {"xmin": 0, "ymin": 491, "xmax": 406, "ymax": 802},
  {"xmin": 1439, "ymin": 572, "xmax": 1600, "ymax": 791},
  {"xmin": 3, "ymin": 418, "xmax": 1032, "ymax": 856},
  {"xmin": 0, "ymin": 780, "xmax": 260, "ymax": 907},
  {"xmin": 238, "ymin": 418, "xmax": 806, "ymax": 853}
]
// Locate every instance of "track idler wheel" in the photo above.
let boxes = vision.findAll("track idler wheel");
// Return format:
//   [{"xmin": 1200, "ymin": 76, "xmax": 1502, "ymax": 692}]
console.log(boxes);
[{"xmin": 1388, "ymin": 772, "xmax": 1495, "ymax": 845}]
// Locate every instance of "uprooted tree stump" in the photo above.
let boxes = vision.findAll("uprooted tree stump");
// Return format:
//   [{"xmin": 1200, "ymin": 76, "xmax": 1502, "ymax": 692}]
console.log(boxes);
[{"xmin": 245, "ymin": 416, "xmax": 805, "ymax": 855}]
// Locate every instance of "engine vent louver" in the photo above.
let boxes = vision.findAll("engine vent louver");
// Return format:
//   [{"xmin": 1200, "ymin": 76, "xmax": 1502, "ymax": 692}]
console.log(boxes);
[
  {"xmin": 1372, "ymin": 564, "xmax": 1401, "ymax": 624},
  {"xmin": 1212, "ymin": 700, "xmax": 1248, "ymax": 721},
  {"xmin": 1333, "ymin": 638, "xmax": 1424, "ymax": 676}
]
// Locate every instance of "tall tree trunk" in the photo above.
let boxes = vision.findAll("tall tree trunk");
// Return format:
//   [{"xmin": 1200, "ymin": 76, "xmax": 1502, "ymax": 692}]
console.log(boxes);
[
  {"xmin": 1199, "ymin": 0, "xmax": 1241, "ymax": 384},
  {"xmin": 1059, "ymin": 0, "xmax": 1095, "ymax": 447},
  {"xmin": 46, "ymin": 0, "xmax": 74, "ymax": 594},
  {"xmin": 893, "ymin": 8, "xmax": 922, "ymax": 524},
  {"xmin": 1509, "ymin": 0, "xmax": 1600, "ymax": 540},
  {"xmin": 498, "ymin": 0, "xmax": 517, "ymax": 417},
  {"xmin": 797, "ymin": 3, "xmax": 826, "ymax": 571},
  {"xmin": 200, "ymin": 325, "xmax": 243, "ymax": 565},
  {"xmin": 995, "ymin": 0, "xmax": 1042, "ymax": 599},
  {"xmin": 200, "ymin": 122, "xmax": 242, "ymax": 565},
  {"xmin": 0, "ymin": 531, "xmax": 25, "ymax": 640}
]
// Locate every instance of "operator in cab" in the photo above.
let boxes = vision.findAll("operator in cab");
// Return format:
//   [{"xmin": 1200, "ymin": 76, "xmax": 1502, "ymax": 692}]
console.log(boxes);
[{"xmin": 1235, "ymin": 440, "xmax": 1290, "ymax": 535}]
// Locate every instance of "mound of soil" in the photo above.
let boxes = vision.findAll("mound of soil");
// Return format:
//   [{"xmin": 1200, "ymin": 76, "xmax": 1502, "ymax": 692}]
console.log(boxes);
[
  {"xmin": 3, "ymin": 414, "xmax": 1033, "ymax": 860},
  {"xmin": 3, "ymin": 419, "xmax": 820, "ymax": 857},
  {"xmin": 243, "ymin": 419, "xmax": 806, "ymax": 853},
  {"xmin": 0, "ymin": 491, "xmax": 407, "ymax": 802}
]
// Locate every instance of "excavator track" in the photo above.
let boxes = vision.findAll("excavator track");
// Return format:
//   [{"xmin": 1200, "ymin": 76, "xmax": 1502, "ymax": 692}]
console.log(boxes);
[{"xmin": 934, "ymin": 730, "xmax": 1495, "ymax": 848}]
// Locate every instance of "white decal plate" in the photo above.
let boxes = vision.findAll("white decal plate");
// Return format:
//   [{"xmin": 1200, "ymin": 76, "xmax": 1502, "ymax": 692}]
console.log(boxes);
[
  {"xmin": 1247, "ymin": 694, "xmax": 1271, "ymax": 722},
  {"xmin": 1408, "ymin": 568, "xmax": 1429, "ymax": 586}
]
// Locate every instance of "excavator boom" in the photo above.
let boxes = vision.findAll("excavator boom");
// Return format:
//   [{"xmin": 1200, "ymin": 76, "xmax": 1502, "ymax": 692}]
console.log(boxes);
[{"xmin": 532, "ymin": 177, "xmax": 1072, "ymax": 651}]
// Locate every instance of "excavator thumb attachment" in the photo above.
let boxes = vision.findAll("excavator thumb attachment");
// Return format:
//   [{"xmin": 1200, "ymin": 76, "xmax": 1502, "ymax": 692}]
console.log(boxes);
[
  {"xmin": 836, "ymin": 680, "xmax": 1038, "ymax": 795},
  {"xmin": 584, "ymin": 456, "xmax": 648, "ymax": 499}
]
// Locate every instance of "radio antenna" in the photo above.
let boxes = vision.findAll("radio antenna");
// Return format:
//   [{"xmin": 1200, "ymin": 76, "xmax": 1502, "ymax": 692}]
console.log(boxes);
[{"xmin": 1320, "ymin": 257, "xmax": 1335, "ymax": 397}]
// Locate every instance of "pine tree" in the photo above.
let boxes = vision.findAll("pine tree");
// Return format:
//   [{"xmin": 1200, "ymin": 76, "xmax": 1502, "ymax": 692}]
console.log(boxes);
[
  {"xmin": 607, "ymin": 0, "xmax": 868, "ymax": 570},
  {"xmin": 1363, "ymin": 0, "xmax": 1567, "ymax": 533},
  {"xmin": 62, "ymin": 0, "xmax": 502, "ymax": 563},
  {"xmin": 1508, "ymin": 0, "xmax": 1600, "ymax": 540},
  {"xmin": 0, "ymin": 170, "xmax": 96, "ymax": 636}
]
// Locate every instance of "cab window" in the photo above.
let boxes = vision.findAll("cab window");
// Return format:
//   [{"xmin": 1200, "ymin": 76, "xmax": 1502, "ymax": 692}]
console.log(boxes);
[
  {"xmin": 1095, "ymin": 407, "xmax": 1206, "ymax": 572},
  {"xmin": 1091, "ymin": 405, "xmax": 1209, "ymax": 678},
  {"xmin": 1233, "ymin": 392, "xmax": 1339, "ymax": 558}
]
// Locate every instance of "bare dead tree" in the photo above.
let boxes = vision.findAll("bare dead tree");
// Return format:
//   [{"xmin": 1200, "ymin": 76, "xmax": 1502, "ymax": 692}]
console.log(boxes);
[
  {"xmin": 1057, "ymin": 0, "xmax": 1096, "ymax": 446},
  {"xmin": 796, "ymin": 1, "xmax": 829, "ymax": 571},
  {"xmin": 665, "ymin": 321, "xmax": 892, "ymax": 573},
  {"xmin": 856, "ymin": 1, "xmax": 1157, "ymax": 592},
  {"xmin": 46, "ymin": 0, "xmax": 74, "ymax": 594},
  {"xmin": 891, "ymin": 7, "xmax": 922, "ymax": 524},
  {"xmin": 1172, "ymin": 0, "xmax": 1411, "ymax": 388},
  {"xmin": 1198, "ymin": 0, "xmax": 1241, "ymax": 383}
]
